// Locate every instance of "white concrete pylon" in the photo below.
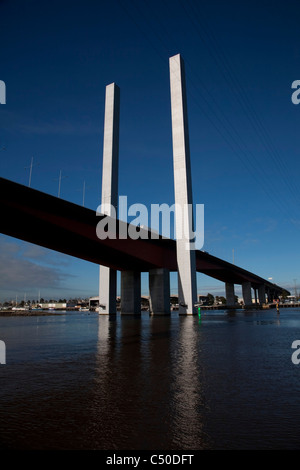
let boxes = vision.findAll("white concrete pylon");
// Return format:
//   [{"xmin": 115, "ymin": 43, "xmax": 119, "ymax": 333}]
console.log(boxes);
[
  {"xmin": 225, "ymin": 282, "xmax": 235, "ymax": 307},
  {"xmin": 99, "ymin": 83, "xmax": 120, "ymax": 315},
  {"xmin": 258, "ymin": 284, "xmax": 266, "ymax": 305},
  {"xmin": 149, "ymin": 268, "xmax": 170, "ymax": 315},
  {"xmin": 121, "ymin": 271, "xmax": 141, "ymax": 315},
  {"xmin": 169, "ymin": 54, "xmax": 197, "ymax": 315},
  {"xmin": 242, "ymin": 281, "xmax": 252, "ymax": 307}
]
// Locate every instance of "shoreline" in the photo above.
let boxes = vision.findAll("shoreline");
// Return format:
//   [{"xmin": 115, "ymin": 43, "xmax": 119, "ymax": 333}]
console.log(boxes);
[{"xmin": 0, "ymin": 310, "xmax": 67, "ymax": 316}]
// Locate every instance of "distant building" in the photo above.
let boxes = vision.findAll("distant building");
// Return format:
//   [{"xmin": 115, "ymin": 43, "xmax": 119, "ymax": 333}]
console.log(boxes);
[
  {"xmin": 39, "ymin": 302, "xmax": 67, "ymax": 310},
  {"xmin": 198, "ymin": 295, "xmax": 209, "ymax": 305}
]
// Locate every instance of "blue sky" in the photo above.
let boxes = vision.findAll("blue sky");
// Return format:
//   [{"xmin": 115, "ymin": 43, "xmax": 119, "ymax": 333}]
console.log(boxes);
[{"xmin": 0, "ymin": 0, "xmax": 300, "ymax": 302}]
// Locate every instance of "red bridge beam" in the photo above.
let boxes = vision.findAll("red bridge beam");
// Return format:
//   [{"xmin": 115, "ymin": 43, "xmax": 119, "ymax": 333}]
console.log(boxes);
[{"xmin": 0, "ymin": 177, "xmax": 287, "ymax": 294}]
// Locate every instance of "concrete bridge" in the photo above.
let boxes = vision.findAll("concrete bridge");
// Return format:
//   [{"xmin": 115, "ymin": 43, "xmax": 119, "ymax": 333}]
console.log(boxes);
[
  {"xmin": 0, "ymin": 176, "xmax": 287, "ymax": 313},
  {"xmin": 0, "ymin": 54, "xmax": 288, "ymax": 315}
]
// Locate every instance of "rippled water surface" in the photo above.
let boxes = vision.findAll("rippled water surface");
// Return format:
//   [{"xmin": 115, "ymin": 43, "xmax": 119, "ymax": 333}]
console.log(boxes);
[{"xmin": 1, "ymin": 308, "xmax": 300, "ymax": 450}]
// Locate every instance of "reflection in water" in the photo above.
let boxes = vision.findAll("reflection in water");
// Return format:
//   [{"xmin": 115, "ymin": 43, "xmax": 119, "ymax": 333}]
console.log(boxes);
[
  {"xmin": 170, "ymin": 317, "xmax": 210, "ymax": 449},
  {"xmin": 87, "ymin": 314, "xmax": 211, "ymax": 450},
  {"xmin": 1, "ymin": 309, "xmax": 300, "ymax": 449},
  {"xmin": 89, "ymin": 315, "xmax": 174, "ymax": 449}
]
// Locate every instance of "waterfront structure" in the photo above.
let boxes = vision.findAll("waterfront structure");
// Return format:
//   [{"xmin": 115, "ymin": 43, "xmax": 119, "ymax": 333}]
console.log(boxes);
[
  {"xmin": 98, "ymin": 54, "xmax": 197, "ymax": 315},
  {"xmin": 0, "ymin": 54, "xmax": 289, "ymax": 313},
  {"xmin": 0, "ymin": 176, "xmax": 287, "ymax": 310},
  {"xmin": 98, "ymin": 83, "xmax": 120, "ymax": 315},
  {"xmin": 169, "ymin": 54, "xmax": 197, "ymax": 315}
]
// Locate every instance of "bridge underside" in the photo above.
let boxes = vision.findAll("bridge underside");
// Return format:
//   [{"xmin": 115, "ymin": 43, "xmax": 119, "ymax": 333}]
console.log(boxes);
[{"xmin": 0, "ymin": 178, "xmax": 287, "ymax": 298}]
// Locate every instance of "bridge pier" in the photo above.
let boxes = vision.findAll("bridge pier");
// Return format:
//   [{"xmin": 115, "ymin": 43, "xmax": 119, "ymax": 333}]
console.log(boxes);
[
  {"xmin": 121, "ymin": 271, "xmax": 141, "ymax": 315},
  {"xmin": 99, "ymin": 82, "xmax": 120, "ymax": 315},
  {"xmin": 242, "ymin": 281, "xmax": 252, "ymax": 308},
  {"xmin": 149, "ymin": 268, "xmax": 170, "ymax": 315},
  {"xmin": 225, "ymin": 282, "xmax": 236, "ymax": 307},
  {"xmin": 258, "ymin": 284, "xmax": 266, "ymax": 305},
  {"xmin": 98, "ymin": 267, "xmax": 117, "ymax": 315},
  {"xmin": 266, "ymin": 288, "xmax": 277, "ymax": 303},
  {"xmin": 169, "ymin": 54, "xmax": 197, "ymax": 315}
]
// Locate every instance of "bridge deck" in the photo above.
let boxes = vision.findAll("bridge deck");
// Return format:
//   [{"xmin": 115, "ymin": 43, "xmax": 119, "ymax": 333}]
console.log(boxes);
[{"xmin": 0, "ymin": 177, "xmax": 286, "ymax": 294}]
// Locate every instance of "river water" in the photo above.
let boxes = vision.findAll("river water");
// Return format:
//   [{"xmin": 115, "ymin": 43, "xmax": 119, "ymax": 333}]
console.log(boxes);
[{"xmin": 0, "ymin": 308, "xmax": 300, "ymax": 450}]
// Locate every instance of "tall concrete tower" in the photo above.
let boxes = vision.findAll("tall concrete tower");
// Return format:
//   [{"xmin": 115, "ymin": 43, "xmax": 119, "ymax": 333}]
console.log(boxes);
[
  {"xmin": 169, "ymin": 54, "xmax": 197, "ymax": 315},
  {"xmin": 99, "ymin": 83, "xmax": 120, "ymax": 315}
]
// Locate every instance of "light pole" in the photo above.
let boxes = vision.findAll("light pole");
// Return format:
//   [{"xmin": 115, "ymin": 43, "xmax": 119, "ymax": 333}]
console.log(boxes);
[
  {"xmin": 81, "ymin": 180, "xmax": 92, "ymax": 207},
  {"xmin": 82, "ymin": 180, "xmax": 86, "ymax": 207},
  {"xmin": 26, "ymin": 157, "xmax": 33, "ymax": 187},
  {"xmin": 56, "ymin": 170, "xmax": 67, "ymax": 198},
  {"xmin": 25, "ymin": 157, "xmax": 38, "ymax": 187},
  {"xmin": 293, "ymin": 279, "xmax": 297, "ymax": 298}
]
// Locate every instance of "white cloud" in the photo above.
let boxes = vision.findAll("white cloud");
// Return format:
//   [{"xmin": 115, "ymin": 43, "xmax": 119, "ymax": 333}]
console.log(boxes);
[
  {"xmin": 0, "ymin": 237, "xmax": 68, "ymax": 290},
  {"xmin": 0, "ymin": 110, "xmax": 100, "ymax": 136},
  {"xmin": 21, "ymin": 244, "xmax": 69, "ymax": 266}
]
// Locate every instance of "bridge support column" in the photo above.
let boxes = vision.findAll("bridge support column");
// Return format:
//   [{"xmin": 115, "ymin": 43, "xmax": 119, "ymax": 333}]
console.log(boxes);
[
  {"xmin": 149, "ymin": 268, "xmax": 170, "ymax": 315},
  {"xmin": 242, "ymin": 281, "xmax": 252, "ymax": 308},
  {"xmin": 253, "ymin": 288, "xmax": 257, "ymax": 305},
  {"xmin": 121, "ymin": 271, "xmax": 141, "ymax": 315},
  {"xmin": 225, "ymin": 282, "xmax": 235, "ymax": 307},
  {"xmin": 98, "ymin": 82, "xmax": 120, "ymax": 315},
  {"xmin": 169, "ymin": 53, "xmax": 197, "ymax": 315},
  {"xmin": 267, "ymin": 288, "xmax": 276, "ymax": 303},
  {"xmin": 98, "ymin": 267, "xmax": 117, "ymax": 314},
  {"xmin": 258, "ymin": 284, "xmax": 266, "ymax": 305}
]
